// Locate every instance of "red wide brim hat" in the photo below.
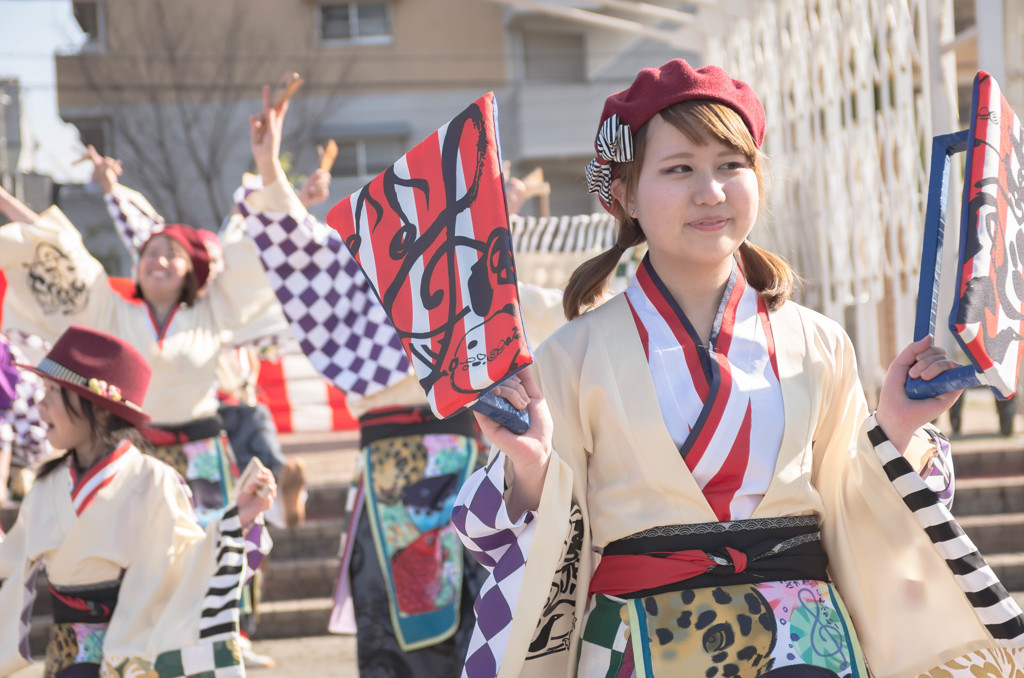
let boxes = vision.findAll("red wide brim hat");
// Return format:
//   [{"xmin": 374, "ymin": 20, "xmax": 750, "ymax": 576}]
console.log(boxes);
[{"xmin": 18, "ymin": 325, "xmax": 152, "ymax": 429}]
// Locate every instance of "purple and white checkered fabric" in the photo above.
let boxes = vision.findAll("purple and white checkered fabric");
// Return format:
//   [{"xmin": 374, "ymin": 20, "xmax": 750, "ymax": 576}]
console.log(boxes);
[
  {"xmin": 17, "ymin": 560, "xmax": 41, "ymax": 662},
  {"xmin": 921, "ymin": 428, "xmax": 955, "ymax": 510},
  {"xmin": 105, "ymin": 185, "xmax": 164, "ymax": 258},
  {"xmin": 453, "ymin": 454, "xmax": 536, "ymax": 678},
  {"xmin": 3, "ymin": 340, "xmax": 49, "ymax": 469},
  {"xmin": 237, "ymin": 187, "xmax": 411, "ymax": 398}
]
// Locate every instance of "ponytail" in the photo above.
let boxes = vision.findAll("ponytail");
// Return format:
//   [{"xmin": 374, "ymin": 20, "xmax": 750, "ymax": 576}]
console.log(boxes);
[
  {"xmin": 739, "ymin": 240, "xmax": 800, "ymax": 311},
  {"xmin": 563, "ymin": 213, "xmax": 645, "ymax": 320}
]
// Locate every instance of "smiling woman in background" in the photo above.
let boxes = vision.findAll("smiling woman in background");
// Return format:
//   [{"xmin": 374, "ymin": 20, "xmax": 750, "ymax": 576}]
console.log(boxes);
[{"xmin": 0, "ymin": 182, "xmax": 288, "ymax": 528}]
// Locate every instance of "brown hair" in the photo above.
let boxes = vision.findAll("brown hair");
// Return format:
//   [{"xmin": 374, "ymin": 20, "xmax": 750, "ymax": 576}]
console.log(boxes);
[
  {"xmin": 563, "ymin": 100, "xmax": 798, "ymax": 320},
  {"xmin": 36, "ymin": 386, "xmax": 151, "ymax": 480},
  {"xmin": 134, "ymin": 237, "xmax": 201, "ymax": 307}
]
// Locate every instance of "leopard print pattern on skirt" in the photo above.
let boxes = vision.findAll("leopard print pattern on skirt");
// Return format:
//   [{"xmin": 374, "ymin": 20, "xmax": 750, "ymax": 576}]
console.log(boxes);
[
  {"xmin": 147, "ymin": 443, "xmax": 189, "ymax": 478},
  {"xmin": 45, "ymin": 624, "xmax": 79, "ymax": 678},
  {"xmin": 919, "ymin": 648, "xmax": 1024, "ymax": 677}
]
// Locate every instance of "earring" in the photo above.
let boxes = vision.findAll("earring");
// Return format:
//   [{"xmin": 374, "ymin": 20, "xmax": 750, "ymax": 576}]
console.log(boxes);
[{"xmin": 629, "ymin": 208, "xmax": 637, "ymax": 218}]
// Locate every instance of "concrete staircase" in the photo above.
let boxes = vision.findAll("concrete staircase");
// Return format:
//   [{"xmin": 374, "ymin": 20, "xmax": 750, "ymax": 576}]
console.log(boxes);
[
  {"xmin": 948, "ymin": 422, "xmax": 1024, "ymax": 608},
  {"xmin": 4, "ymin": 388, "xmax": 1024, "ymax": 651},
  {"xmin": 0, "ymin": 429, "xmax": 362, "ymax": 653}
]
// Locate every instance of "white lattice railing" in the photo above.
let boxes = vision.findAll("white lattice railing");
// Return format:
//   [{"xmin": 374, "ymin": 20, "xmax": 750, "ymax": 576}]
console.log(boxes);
[{"xmin": 705, "ymin": 0, "xmax": 960, "ymax": 397}]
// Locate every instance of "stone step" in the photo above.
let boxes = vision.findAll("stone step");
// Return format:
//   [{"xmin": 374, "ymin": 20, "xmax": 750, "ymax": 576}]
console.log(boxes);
[
  {"xmin": 958, "ymin": 512, "xmax": 1024, "ymax": 554},
  {"xmin": 266, "ymin": 517, "xmax": 347, "ymax": 561},
  {"xmin": 263, "ymin": 556, "xmax": 339, "ymax": 602},
  {"xmin": 304, "ymin": 482, "xmax": 348, "ymax": 522},
  {"xmin": 951, "ymin": 440, "xmax": 1024, "ymax": 478},
  {"xmin": 987, "ymin": 552, "xmax": 1024, "ymax": 590},
  {"xmin": 251, "ymin": 597, "xmax": 336, "ymax": 640},
  {"xmin": 952, "ymin": 475, "xmax": 1024, "ymax": 516}
]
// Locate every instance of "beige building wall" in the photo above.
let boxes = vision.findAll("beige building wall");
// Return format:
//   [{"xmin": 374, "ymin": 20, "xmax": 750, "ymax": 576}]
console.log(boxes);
[
  {"xmin": 54, "ymin": 0, "xmax": 512, "ymax": 227},
  {"xmin": 56, "ymin": 0, "xmax": 507, "ymax": 111}
]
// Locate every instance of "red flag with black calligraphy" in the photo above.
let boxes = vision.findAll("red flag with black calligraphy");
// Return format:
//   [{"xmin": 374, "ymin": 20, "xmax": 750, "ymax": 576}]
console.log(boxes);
[
  {"xmin": 952, "ymin": 72, "xmax": 1024, "ymax": 397},
  {"xmin": 325, "ymin": 92, "xmax": 531, "ymax": 419}
]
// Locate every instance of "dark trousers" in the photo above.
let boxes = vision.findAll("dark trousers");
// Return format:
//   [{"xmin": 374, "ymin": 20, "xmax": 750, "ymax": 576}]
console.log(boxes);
[{"xmin": 218, "ymin": 403, "xmax": 287, "ymax": 479}]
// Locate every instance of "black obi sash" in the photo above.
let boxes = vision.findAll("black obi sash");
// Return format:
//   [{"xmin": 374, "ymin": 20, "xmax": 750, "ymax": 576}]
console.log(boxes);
[
  {"xmin": 595, "ymin": 515, "xmax": 828, "ymax": 598},
  {"xmin": 50, "ymin": 580, "xmax": 121, "ymax": 624}
]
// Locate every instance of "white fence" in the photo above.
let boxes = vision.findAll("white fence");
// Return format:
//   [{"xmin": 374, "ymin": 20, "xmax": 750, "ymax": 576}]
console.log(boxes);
[{"xmin": 706, "ymin": 0, "xmax": 961, "ymax": 397}]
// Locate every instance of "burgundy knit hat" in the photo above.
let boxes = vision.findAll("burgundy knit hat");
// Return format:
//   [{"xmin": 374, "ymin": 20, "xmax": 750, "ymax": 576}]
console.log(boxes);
[
  {"xmin": 19, "ymin": 325, "xmax": 152, "ymax": 428},
  {"xmin": 140, "ymin": 224, "xmax": 212, "ymax": 290},
  {"xmin": 585, "ymin": 58, "xmax": 766, "ymax": 211}
]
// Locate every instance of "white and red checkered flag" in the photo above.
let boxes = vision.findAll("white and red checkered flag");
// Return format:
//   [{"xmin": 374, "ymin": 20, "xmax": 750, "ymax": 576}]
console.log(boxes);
[
  {"xmin": 326, "ymin": 93, "xmax": 531, "ymax": 431},
  {"xmin": 910, "ymin": 71, "xmax": 1024, "ymax": 399}
]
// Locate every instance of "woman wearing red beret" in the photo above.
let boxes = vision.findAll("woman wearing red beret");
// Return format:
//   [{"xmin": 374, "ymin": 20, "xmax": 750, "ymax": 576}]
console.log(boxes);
[{"xmin": 453, "ymin": 59, "xmax": 1021, "ymax": 677}]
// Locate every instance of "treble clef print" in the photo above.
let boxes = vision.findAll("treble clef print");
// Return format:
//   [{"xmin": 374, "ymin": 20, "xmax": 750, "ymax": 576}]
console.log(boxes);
[{"xmin": 793, "ymin": 585, "xmax": 848, "ymax": 668}]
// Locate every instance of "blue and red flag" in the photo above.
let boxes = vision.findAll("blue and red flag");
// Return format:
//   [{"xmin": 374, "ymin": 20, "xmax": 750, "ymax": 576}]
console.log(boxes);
[{"xmin": 951, "ymin": 72, "xmax": 1024, "ymax": 397}]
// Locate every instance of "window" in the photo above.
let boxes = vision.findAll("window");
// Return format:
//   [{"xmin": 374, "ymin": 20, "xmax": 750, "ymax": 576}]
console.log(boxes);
[
  {"xmin": 522, "ymin": 30, "xmax": 586, "ymax": 83},
  {"xmin": 319, "ymin": 3, "xmax": 392, "ymax": 44},
  {"xmin": 330, "ymin": 137, "xmax": 404, "ymax": 178},
  {"xmin": 73, "ymin": 0, "xmax": 104, "ymax": 47}
]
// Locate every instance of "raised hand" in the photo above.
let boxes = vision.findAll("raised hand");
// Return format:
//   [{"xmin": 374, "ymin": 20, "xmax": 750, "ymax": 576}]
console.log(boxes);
[
  {"xmin": 875, "ymin": 335, "xmax": 962, "ymax": 453},
  {"xmin": 0, "ymin": 184, "xmax": 40, "ymax": 224},
  {"xmin": 249, "ymin": 85, "xmax": 289, "ymax": 185},
  {"xmin": 237, "ymin": 465, "xmax": 277, "ymax": 530},
  {"xmin": 88, "ymin": 145, "xmax": 123, "ymax": 194},
  {"xmin": 298, "ymin": 169, "xmax": 331, "ymax": 208}
]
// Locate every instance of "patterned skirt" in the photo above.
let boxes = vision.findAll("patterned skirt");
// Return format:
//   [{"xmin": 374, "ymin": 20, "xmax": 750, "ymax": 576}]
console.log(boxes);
[
  {"xmin": 579, "ymin": 580, "xmax": 866, "ymax": 678},
  {"xmin": 579, "ymin": 516, "xmax": 868, "ymax": 678},
  {"xmin": 45, "ymin": 623, "xmax": 106, "ymax": 678},
  {"xmin": 144, "ymin": 417, "xmax": 238, "ymax": 528},
  {"xmin": 349, "ymin": 406, "xmax": 486, "ymax": 678}
]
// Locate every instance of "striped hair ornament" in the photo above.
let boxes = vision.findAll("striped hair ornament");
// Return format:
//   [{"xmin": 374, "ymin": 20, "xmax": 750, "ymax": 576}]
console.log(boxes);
[
  {"xmin": 584, "ymin": 114, "xmax": 634, "ymax": 210},
  {"xmin": 586, "ymin": 59, "xmax": 765, "ymax": 215}
]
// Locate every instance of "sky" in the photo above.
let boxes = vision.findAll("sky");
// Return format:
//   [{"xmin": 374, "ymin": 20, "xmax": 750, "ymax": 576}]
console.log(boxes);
[{"xmin": 0, "ymin": 0, "xmax": 91, "ymax": 183}]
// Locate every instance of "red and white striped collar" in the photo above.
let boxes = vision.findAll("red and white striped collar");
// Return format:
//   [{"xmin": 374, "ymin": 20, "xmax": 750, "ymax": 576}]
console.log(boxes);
[
  {"xmin": 627, "ymin": 255, "xmax": 747, "ymax": 373},
  {"xmin": 68, "ymin": 441, "xmax": 135, "ymax": 516},
  {"xmin": 623, "ymin": 253, "xmax": 784, "ymax": 521}
]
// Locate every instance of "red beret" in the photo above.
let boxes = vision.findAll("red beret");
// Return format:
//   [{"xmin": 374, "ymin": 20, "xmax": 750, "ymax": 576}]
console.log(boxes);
[{"xmin": 586, "ymin": 59, "xmax": 765, "ymax": 211}]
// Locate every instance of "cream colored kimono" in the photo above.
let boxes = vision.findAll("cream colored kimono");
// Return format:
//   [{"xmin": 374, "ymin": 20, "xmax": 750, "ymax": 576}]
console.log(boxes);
[
  {"xmin": 0, "ymin": 206, "xmax": 288, "ymax": 426},
  {"xmin": 458, "ymin": 294, "xmax": 1020, "ymax": 678},
  {"xmin": 0, "ymin": 445, "xmax": 249, "ymax": 676}
]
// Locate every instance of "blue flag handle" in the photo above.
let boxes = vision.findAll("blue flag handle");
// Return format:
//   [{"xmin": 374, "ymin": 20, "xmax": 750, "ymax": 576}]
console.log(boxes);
[
  {"xmin": 471, "ymin": 381, "xmax": 531, "ymax": 434},
  {"xmin": 907, "ymin": 129, "xmax": 985, "ymax": 400}
]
